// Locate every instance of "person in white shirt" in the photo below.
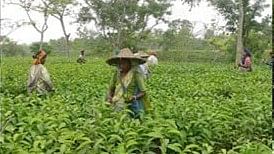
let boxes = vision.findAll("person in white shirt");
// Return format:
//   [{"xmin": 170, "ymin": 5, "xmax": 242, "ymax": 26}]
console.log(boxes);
[
  {"xmin": 27, "ymin": 49, "xmax": 54, "ymax": 94},
  {"xmin": 147, "ymin": 50, "xmax": 158, "ymax": 65},
  {"xmin": 134, "ymin": 51, "xmax": 150, "ymax": 79}
]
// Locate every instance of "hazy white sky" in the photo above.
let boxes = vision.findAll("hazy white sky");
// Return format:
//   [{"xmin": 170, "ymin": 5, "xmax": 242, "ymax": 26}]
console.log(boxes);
[{"xmin": 1, "ymin": 0, "xmax": 272, "ymax": 44}]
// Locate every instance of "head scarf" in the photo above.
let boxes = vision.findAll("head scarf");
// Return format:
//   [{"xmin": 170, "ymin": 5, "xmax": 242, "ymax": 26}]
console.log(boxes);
[
  {"xmin": 33, "ymin": 49, "xmax": 47, "ymax": 65},
  {"xmin": 244, "ymin": 48, "xmax": 251, "ymax": 57}
]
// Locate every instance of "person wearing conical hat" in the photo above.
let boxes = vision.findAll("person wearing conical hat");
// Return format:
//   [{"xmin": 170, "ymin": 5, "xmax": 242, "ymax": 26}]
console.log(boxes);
[
  {"xmin": 134, "ymin": 51, "xmax": 150, "ymax": 79},
  {"xmin": 27, "ymin": 49, "xmax": 54, "ymax": 94},
  {"xmin": 106, "ymin": 48, "xmax": 150, "ymax": 118}
]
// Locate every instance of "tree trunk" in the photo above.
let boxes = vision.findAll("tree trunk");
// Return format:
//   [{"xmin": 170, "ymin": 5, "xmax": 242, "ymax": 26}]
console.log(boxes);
[
  {"xmin": 235, "ymin": 0, "xmax": 244, "ymax": 66},
  {"xmin": 39, "ymin": 32, "xmax": 44, "ymax": 50},
  {"xmin": 60, "ymin": 16, "xmax": 70, "ymax": 60},
  {"xmin": 65, "ymin": 37, "xmax": 70, "ymax": 62},
  {"xmin": 115, "ymin": 0, "xmax": 127, "ymax": 51}
]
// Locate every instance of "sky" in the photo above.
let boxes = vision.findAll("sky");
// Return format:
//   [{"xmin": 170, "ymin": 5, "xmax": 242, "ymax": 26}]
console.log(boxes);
[{"xmin": 1, "ymin": 0, "xmax": 272, "ymax": 44}]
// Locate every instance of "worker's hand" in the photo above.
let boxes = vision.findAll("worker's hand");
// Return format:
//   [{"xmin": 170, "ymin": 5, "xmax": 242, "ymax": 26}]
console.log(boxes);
[{"xmin": 129, "ymin": 95, "xmax": 137, "ymax": 102}]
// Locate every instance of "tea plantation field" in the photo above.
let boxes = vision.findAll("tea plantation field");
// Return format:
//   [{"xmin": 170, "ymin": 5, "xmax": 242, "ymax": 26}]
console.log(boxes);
[{"xmin": 0, "ymin": 57, "xmax": 272, "ymax": 154}]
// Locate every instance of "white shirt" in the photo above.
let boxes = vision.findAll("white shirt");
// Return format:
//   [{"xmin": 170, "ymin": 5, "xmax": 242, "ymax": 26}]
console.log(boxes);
[
  {"xmin": 147, "ymin": 55, "xmax": 158, "ymax": 65},
  {"xmin": 27, "ymin": 64, "xmax": 53, "ymax": 94},
  {"xmin": 139, "ymin": 63, "xmax": 149, "ymax": 79},
  {"xmin": 79, "ymin": 54, "xmax": 84, "ymax": 59}
]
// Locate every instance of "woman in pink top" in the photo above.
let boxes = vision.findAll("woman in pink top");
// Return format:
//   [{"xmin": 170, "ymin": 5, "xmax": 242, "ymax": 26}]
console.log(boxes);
[{"xmin": 238, "ymin": 48, "xmax": 252, "ymax": 72}]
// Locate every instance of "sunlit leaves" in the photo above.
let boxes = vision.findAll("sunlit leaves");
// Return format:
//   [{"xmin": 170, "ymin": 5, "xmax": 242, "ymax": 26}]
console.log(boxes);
[{"xmin": 1, "ymin": 57, "xmax": 271, "ymax": 153}]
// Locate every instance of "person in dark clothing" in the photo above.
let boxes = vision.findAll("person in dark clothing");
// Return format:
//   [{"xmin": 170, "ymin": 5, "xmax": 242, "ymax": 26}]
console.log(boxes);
[{"xmin": 77, "ymin": 50, "xmax": 86, "ymax": 64}]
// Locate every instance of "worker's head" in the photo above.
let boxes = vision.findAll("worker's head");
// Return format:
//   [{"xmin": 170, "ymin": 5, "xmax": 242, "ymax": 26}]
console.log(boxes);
[
  {"xmin": 243, "ymin": 48, "xmax": 251, "ymax": 57},
  {"xmin": 80, "ymin": 50, "xmax": 85, "ymax": 55},
  {"xmin": 33, "ymin": 49, "xmax": 47, "ymax": 65},
  {"xmin": 118, "ymin": 58, "xmax": 131, "ymax": 73}
]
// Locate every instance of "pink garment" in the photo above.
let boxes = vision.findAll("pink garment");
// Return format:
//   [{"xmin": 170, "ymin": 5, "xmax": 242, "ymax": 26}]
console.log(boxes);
[
  {"xmin": 245, "ymin": 57, "xmax": 251, "ymax": 66},
  {"xmin": 239, "ymin": 56, "xmax": 252, "ymax": 72}
]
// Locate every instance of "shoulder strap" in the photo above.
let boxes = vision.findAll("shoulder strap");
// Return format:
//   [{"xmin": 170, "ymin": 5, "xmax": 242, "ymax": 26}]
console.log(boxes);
[{"xmin": 117, "ymin": 71, "xmax": 127, "ymax": 94}]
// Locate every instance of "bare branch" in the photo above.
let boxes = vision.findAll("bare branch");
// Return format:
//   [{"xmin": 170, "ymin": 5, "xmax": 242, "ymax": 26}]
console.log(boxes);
[{"xmin": 25, "ymin": 8, "xmax": 42, "ymax": 33}]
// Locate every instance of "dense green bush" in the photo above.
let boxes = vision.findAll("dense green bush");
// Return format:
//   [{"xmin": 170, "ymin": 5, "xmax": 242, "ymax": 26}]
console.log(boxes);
[{"xmin": 1, "ymin": 57, "xmax": 271, "ymax": 153}]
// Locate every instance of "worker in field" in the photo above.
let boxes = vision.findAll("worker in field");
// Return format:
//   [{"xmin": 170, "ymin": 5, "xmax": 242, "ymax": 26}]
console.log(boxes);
[
  {"xmin": 265, "ymin": 51, "xmax": 274, "ymax": 69},
  {"xmin": 238, "ymin": 48, "xmax": 252, "ymax": 72},
  {"xmin": 106, "ymin": 48, "xmax": 150, "ymax": 118},
  {"xmin": 27, "ymin": 49, "xmax": 54, "ymax": 94},
  {"xmin": 134, "ymin": 51, "xmax": 151, "ymax": 79},
  {"xmin": 77, "ymin": 50, "xmax": 86, "ymax": 64},
  {"xmin": 147, "ymin": 50, "xmax": 158, "ymax": 66}
]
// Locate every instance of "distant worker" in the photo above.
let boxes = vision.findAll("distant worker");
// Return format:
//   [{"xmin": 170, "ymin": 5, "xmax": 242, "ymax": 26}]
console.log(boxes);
[
  {"xmin": 134, "ymin": 51, "xmax": 150, "ymax": 79},
  {"xmin": 238, "ymin": 48, "xmax": 252, "ymax": 72},
  {"xmin": 27, "ymin": 49, "xmax": 54, "ymax": 94},
  {"xmin": 265, "ymin": 51, "xmax": 274, "ymax": 69},
  {"xmin": 106, "ymin": 48, "xmax": 150, "ymax": 118},
  {"xmin": 147, "ymin": 50, "xmax": 158, "ymax": 66},
  {"xmin": 77, "ymin": 50, "xmax": 86, "ymax": 64}
]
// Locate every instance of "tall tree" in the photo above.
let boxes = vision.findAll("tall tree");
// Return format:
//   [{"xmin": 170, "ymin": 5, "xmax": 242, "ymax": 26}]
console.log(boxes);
[
  {"xmin": 48, "ymin": 0, "xmax": 77, "ymax": 59},
  {"xmin": 162, "ymin": 19, "xmax": 194, "ymax": 51},
  {"xmin": 207, "ymin": 0, "xmax": 269, "ymax": 65},
  {"xmin": 78, "ymin": 0, "xmax": 172, "ymax": 52},
  {"xmin": 8, "ymin": 0, "xmax": 52, "ymax": 50},
  {"xmin": 235, "ymin": 0, "xmax": 244, "ymax": 65}
]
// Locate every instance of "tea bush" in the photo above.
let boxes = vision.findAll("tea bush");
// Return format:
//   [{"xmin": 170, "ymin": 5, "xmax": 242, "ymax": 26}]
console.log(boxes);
[{"xmin": 0, "ymin": 57, "xmax": 271, "ymax": 154}]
